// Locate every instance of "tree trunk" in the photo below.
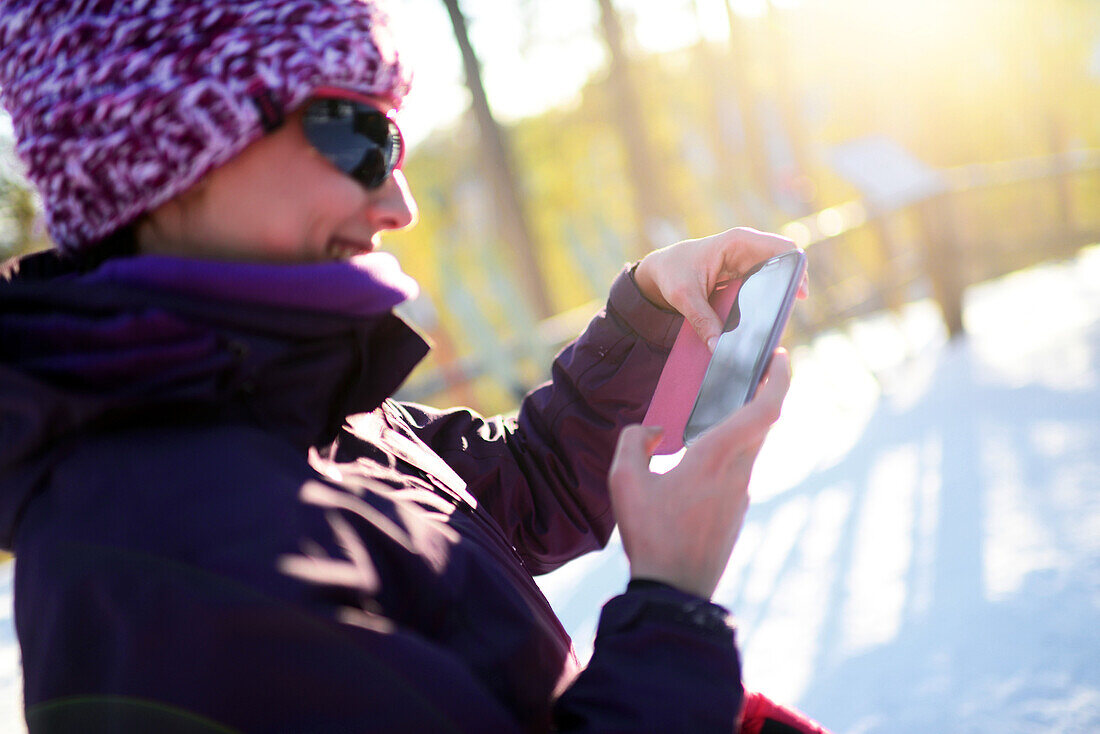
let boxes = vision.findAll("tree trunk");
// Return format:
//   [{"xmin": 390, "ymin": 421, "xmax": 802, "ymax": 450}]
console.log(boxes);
[
  {"xmin": 687, "ymin": 0, "xmax": 747, "ymax": 208},
  {"xmin": 722, "ymin": 0, "xmax": 773, "ymax": 207},
  {"xmin": 441, "ymin": 0, "xmax": 554, "ymax": 318},
  {"xmin": 764, "ymin": 1, "xmax": 814, "ymax": 216},
  {"xmin": 596, "ymin": 0, "xmax": 677, "ymax": 256}
]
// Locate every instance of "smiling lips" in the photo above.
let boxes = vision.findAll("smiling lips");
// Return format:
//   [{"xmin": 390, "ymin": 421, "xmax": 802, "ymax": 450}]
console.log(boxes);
[{"xmin": 327, "ymin": 237, "xmax": 375, "ymax": 260}]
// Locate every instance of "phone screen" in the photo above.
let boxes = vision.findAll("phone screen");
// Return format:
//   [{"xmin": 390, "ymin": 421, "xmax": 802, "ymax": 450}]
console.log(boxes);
[{"xmin": 683, "ymin": 250, "xmax": 805, "ymax": 445}]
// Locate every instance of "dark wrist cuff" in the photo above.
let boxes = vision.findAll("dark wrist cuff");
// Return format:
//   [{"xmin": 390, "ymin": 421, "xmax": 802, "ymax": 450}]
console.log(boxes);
[
  {"xmin": 609, "ymin": 264, "xmax": 683, "ymax": 349},
  {"xmin": 627, "ymin": 261, "xmax": 678, "ymax": 314},
  {"xmin": 605, "ymin": 582, "xmax": 733, "ymax": 638}
]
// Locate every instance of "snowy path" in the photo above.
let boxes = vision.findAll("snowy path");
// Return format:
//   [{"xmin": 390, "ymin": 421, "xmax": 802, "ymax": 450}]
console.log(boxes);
[
  {"xmin": 538, "ymin": 246, "xmax": 1100, "ymax": 733},
  {"xmin": 0, "ymin": 248, "xmax": 1097, "ymax": 732},
  {"xmin": 0, "ymin": 562, "xmax": 18, "ymax": 731}
]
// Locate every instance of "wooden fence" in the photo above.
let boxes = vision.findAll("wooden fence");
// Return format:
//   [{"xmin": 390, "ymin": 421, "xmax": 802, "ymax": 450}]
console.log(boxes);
[
  {"xmin": 396, "ymin": 150, "xmax": 1100, "ymax": 407},
  {"xmin": 784, "ymin": 149, "xmax": 1100, "ymax": 341}
]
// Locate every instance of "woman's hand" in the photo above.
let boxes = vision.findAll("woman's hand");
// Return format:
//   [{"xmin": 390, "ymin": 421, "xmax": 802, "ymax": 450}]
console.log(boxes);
[
  {"xmin": 608, "ymin": 350, "xmax": 792, "ymax": 600},
  {"xmin": 633, "ymin": 227, "xmax": 808, "ymax": 352}
]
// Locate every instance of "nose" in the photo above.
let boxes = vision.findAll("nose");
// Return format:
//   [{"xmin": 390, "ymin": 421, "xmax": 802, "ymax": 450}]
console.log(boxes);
[{"xmin": 367, "ymin": 170, "xmax": 418, "ymax": 233}]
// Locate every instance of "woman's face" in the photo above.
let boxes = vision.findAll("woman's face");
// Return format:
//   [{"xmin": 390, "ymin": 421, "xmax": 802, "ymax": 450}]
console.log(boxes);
[{"xmin": 137, "ymin": 96, "xmax": 418, "ymax": 262}]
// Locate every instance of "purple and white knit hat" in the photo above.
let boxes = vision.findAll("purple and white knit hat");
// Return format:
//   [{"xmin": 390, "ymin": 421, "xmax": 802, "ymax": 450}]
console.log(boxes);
[{"xmin": 0, "ymin": 0, "xmax": 412, "ymax": 252}]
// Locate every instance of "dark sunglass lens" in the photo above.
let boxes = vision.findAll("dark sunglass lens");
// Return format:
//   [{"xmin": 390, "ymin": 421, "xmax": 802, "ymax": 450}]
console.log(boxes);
[
  {"xmin": 350, "ymin": 109, "xmax": 401, "ymax": 188},
  {"xmin": 351, "ymin": 148, "xmax": 387, "ymax": 189},
  {"xmin": 303, "ymin": 99, "xmax": 402, "ymax": 189}
]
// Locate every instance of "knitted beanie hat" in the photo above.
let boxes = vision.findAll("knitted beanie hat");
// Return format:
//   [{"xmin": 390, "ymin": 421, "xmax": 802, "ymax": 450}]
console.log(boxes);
[{"xmin": 0, "ymin": 0, "xmax": 412, "ymax": 252}]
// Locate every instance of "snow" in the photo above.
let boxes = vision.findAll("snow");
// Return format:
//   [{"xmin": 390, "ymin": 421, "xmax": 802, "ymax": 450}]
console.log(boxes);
[
  {"xmin": 0, "ymin": 247, "xmax": 1097, "ymax": 732},
  {"xmin": 537, "ymin": 246, "xmax": 1100, "ymax": 733},
  {"xmin": 0, "ymin": 563, "xmax": 21, "ymax": 731}
]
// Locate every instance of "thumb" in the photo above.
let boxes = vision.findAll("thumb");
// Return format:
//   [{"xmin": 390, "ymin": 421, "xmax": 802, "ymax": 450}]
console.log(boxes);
[
  {"xmin": 609, "ymin": 425, "xmax": 663, "ymax": 487},
  {"xmin": 694, "ymin": 349, "xmax": 791, "ymax": 454},
  {"xmin": 678, "ymin": 291, "xmax": 724, "ymax": 353}
]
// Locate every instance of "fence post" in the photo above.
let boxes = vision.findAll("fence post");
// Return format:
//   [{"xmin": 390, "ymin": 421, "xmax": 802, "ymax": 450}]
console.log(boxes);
[
  {"xmin": 868, "ymin": 211, "xmax": 910, "ymax": 312},
  {"xmin": 916, "ymin": 193, "xmax": 966, "ymax": 339}
]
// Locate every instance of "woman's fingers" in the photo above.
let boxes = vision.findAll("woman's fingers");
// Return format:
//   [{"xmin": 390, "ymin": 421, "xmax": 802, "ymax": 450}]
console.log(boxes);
[
  {"xmin": 749, "ymin": 348, "xmax": 792, "ymax": 419},
  {"xmin": 634, "ymin": 227, "xmax": 803, "ymax": 351},
  {"xmin": 713, "ymin": 228, "xmax": 809, "ymax": 305},
  {"xmin": 715, "ymin": 227, "xmax": 797, "ymax": 275},
  {"xmin": 609, "ymin": 425, "xmax": 662, "ymax": 489},
  {"xmin": 610, "ymin": 353, "xmax": 792, "ymax": 599},
  {"xmin": 675, "ymin": 287, "xmax": 724, "ymax": 353},
  {"xmin": 685, "ymin": 349, "xmax": 792, "ymax": 469}
]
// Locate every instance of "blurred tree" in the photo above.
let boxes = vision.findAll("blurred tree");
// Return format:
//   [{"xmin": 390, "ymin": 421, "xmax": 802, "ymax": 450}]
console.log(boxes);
[
  {"xmin": 0, "ymin": 132, "xmax": 46, "ymax": 259},
  {"xmin": 763, "ymin": 0, "xmax": 815, "ymax": 216},
  {"xmin": 0, "ymin": 182, "xmax": 44, "ymax": 259},
  {"xmin": 684, "ymin": 0, "xmax": 746, "ymax": 210},
  {"xmin": 720, "ymin": 0, "xmax": 775, "ymax": 214},
  {"xmin": 440, "ymin": 0, "xmax": 554, "ymax": 318},
  {"xmin": 596, "ymin": 0, "xmax": 681, "ymax": 255},
  {"xmin": 392, "ymin": 0, "xmax": 1100, "ymax": 413}
]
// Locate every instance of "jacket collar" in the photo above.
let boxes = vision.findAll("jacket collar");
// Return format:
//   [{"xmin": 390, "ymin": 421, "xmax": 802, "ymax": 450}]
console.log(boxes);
[{"xmin": 0, "ymin": 248, "xmax": 431, "ymax": 544}]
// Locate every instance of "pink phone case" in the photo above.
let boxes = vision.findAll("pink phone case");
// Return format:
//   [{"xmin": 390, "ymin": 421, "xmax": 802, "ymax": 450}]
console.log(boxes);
[{"xmin": 642, "ymin": 280, "xmax": 742, "ymax": 455}]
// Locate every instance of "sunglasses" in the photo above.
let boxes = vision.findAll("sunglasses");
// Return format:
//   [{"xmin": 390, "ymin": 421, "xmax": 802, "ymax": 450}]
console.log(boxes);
[{"xmin": 301, "ymin": 87, "xmax": 406, "ymax": 190}]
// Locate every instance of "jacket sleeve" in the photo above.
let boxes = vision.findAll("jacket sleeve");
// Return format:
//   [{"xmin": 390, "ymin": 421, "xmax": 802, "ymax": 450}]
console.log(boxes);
[
  {"xmin": 20, "ymin": 543, "xmax": 742, "ymax": 734},
  {"xmin": 554, "ymin": 583, "xmax": 744, "ymax": 733},
  {"xmin": 398, "ymin": 266, "xmax": 684, "ymax": 574},
  {"xmin": 17, "ymin": 537, "xmax": 531, "ymax": 734},
  {"xmin": 18, "ymin": 430, "xmax": 742, "ymax": 734}
]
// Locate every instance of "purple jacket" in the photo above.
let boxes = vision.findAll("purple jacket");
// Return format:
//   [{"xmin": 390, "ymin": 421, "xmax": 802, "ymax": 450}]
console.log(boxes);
[{"xmin": 0, "ymin": 250, "xmax": 743, "ymax": 733}]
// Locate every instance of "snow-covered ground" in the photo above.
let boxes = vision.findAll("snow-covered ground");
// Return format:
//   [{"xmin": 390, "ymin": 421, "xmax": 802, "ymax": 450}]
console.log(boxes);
[
  {"xmin": 1, "ymin": 247, "xmax": 1097, "ymax": 732},
  {"xmin": 539, "ymin": 245, "xmax": 1100, "ymax": 733},
  {"xmin": 0, "ymin": 562, "xmax": 18, "ymax": 732}
]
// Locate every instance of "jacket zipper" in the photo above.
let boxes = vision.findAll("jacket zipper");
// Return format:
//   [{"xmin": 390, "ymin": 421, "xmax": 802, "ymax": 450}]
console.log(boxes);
[
  {"xmin": 402, "ymin": 460, "xmax": 529, "ymax": 572},
  {"xmin": 402, "ymin": 461, "xmax": 572, "ymax": 649},
  {"xmin": 379, "ymin": 405, "xmax": 569, "ymax": 640}
]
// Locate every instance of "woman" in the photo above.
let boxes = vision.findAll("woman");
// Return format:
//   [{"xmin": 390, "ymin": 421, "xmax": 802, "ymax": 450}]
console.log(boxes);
[{"xmin": 0, "ymin": 1, "xmax": 828, "ymax": 732}]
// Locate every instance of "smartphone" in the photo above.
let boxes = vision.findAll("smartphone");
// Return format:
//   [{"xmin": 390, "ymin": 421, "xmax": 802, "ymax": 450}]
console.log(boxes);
[{"xmin": 682, "ymin": 248, "xmax": 806, "ymax": 445}]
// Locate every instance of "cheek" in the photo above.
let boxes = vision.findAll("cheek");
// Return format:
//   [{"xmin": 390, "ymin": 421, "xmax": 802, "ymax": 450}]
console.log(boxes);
[
  {"xmin": 292, "ymin": 170, "xmax": 372, "ymax": 252},
  {"xmin": 178, "ymin": 126, "xmax": 370, "ymax": 259},
  {"xmin": 302, "ymin": 170, "xmax": 368, "ymax": 222},
  {"xmin": 254, "ymin": 163, "xmax": 365, "ymax": 250}
]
